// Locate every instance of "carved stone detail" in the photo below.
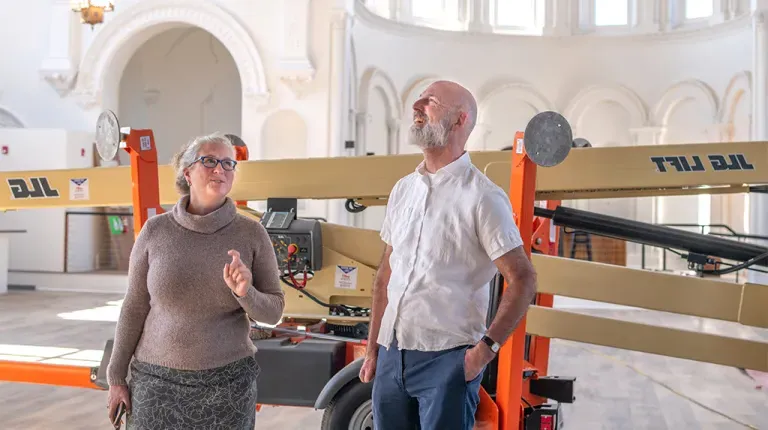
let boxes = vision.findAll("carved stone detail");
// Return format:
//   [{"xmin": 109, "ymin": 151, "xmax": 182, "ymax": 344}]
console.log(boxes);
[
  {"xmin": 40, "ymin": 0, "xmax": 81, "ymax": 97},
  {"xmin": 278, "ymin": 0, "xmax": 315, "ymax": 84},
  {"xmin": 41, "ymin": 71, "xmax": 78, "ymax": 96}
]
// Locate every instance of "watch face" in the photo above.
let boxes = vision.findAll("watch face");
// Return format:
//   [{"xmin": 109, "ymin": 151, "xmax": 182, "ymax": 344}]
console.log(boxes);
[{"xmin": 491, "ymin": 343, "xmax": 500, "ymax": 353}]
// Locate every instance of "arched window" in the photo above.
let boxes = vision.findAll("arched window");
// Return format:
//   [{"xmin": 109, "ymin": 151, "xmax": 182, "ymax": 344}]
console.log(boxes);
[
  {"xmin": 490, "ymin": 0, "xmax": 538, "ymax": 29},
  {"xmin": 366, "ymin": 0, "xmax": 391, "ymax": 18},
  {"xmin": 594, "ymin": 0, "xmax": 629, "ymax": 26},
  {"xmin": 411, "ymin": 0, "xmax": 462, "ymax": 29},
  {"xmin": 685, "ymin": 0, "xmax": 713, "ymax": 19}
]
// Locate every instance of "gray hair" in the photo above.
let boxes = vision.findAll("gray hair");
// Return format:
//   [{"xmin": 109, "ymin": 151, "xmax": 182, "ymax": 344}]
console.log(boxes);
[{"xmin": 170, "ymin": 132, "xmax": 235, "ymax": 195}]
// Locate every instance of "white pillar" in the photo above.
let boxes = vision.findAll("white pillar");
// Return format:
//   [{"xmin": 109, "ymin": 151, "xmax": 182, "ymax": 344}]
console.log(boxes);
[
  {"xmin": 749, "ymin": 2, "xmax": 768, "ymax": 284},
  {"xmin": 327, "ymin": 6, "xmax": 354, "ymax": 226},
  {"xmin": 40, "ymin": 0, "xmax": 82, "ymax": 96},
  {"xmin": 542, "ymin": 0, "xmax": 572, "ymax": 36},
  {"xmin": 633, "ymin": 0, "xmax": 662, "ymax": 33},
  {"xmin": 467, "ymin": 0, "xmax": 492, "ymax": 33},
  {"xmin": 387, "ymin": 117, "xmax": 401, "ymax": 155},
  {"xmin": 630, "ymin": 126, "xmax": 664, "ymax": 146}
]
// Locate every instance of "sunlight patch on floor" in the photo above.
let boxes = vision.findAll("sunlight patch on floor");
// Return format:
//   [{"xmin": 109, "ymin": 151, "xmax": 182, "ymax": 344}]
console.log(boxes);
[
  {"xmin": 57, "ymin": 300, "xmax": 122, "ymax": 322},
  {"xmin": 0, "ymin": 344, "xmax": 103, "ymax": 367}
]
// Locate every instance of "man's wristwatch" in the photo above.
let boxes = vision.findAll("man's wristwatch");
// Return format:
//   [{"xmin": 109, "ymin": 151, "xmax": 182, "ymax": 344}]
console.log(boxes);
[{"xmin": 481, "ymin": 335, "xmax": 501, "ymax": 354}]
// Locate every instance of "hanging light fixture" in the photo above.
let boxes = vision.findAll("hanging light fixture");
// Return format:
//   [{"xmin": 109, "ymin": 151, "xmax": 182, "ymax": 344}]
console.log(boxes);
[{"xmin": 70, "ymin": 0, "xmax": 115, "ymax": 28}]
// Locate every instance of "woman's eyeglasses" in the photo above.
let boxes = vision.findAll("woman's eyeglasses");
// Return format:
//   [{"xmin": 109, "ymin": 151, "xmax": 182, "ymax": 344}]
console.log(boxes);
[{"xmin": 194, "ymin": 156, "xmax": 237, "ymax": 171}]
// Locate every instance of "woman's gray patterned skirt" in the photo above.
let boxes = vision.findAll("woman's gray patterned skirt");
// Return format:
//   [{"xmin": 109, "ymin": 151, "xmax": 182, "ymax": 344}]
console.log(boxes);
[{"xmin": 125, "ymin": 355, "xmax": 260, "ymax": 430}]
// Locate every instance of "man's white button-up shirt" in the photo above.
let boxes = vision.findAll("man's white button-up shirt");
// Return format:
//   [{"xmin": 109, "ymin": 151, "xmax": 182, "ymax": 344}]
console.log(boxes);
[{"xmin": 377, "ymin": 152, "xmax": 524, "ymax": 352}]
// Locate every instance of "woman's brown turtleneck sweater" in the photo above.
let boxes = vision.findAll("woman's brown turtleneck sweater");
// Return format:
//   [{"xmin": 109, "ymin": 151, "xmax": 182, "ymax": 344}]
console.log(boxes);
[{"xmin": 107, "ymin": 195, "xmax": 285, "ymax": 386}]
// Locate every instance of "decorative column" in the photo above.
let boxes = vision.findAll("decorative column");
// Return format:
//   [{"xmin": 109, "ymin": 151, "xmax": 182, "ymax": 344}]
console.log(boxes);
[
  {"xmin": 327, "ymin": 4, "xmax": 355, "ymax": 226},
  {"xmin": 632, "ymin": 0, "xmax": 661, "ymax": 33},
  {"xmin": 749, "ymin": 1, "xmax": 768, "ymax": 284},
  {"xmin": 628, "ymin": 126, "xmax": 664, "ymax": 269},
  {"xmin": 355, "ymin": 112, "xmax": 371, "ymax": 156},
  {"xmin": 40, "ymin": 0, "xmax": 82, "ymax": 96},
  {"xmin": 630, "ymin": 126, "xmax": 664, "ymax": 146},
  {"xmin": 467, "ymin": 0, "xmax": 492, "ymax": 33},
  {"xmin": 542, "ymin": 0, "xmax": 572, "ymax": 36},
  {"xmin": 387, "ymin": 117, "xmax": 401, "ymax": 155}
]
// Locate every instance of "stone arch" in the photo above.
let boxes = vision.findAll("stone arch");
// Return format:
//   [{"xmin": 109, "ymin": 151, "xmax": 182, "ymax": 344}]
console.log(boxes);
[
  {"xmin": 564, "ymin": 84, "xmax": 648, "ymax": 135},
  {"xmin": 358, "ymin": 67, "xmax": 401, "ymax": 155},
  {"xmin": 72, "ymin": 0, "xmax": 269, "ymax": 110},
  {"xmin": 474, "ymin": 79, "xmax": 553, "ymax": 150},
  {"xmin": 477, "ymin": 79, "xmax": 553, "ymax": 118},
  {"xmin": 653, "ymin": 79, "xmax": 719, "ymax": 126},
  {"xmin": 359, "ymin": 67, "xmax": 401, "ymax": 121},
  {"xmin": 718, "ymin": 71, "xmax": 751, "ymax": 141},
  {"xmin": 0, "ymin": 107, "xmax": 24, "ymax": 128}
]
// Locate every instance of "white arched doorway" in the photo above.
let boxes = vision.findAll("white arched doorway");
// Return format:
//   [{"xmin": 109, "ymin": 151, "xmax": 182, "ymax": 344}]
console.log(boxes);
[
  {"xmin": 72, "ymin": 0, "xmax": 269, "ymax": 158},
  {"xmin": 117, "ymin": 27, "xmax": 242, "ymax": 166}
]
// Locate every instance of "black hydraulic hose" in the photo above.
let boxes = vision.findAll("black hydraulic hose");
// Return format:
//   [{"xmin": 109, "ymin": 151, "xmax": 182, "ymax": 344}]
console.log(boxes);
[{"xmin": 535, "ymin": 206, "xmax": 768, "ymax": 266}]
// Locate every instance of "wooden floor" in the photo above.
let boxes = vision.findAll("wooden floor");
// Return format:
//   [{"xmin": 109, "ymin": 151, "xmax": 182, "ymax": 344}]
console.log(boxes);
[{"xmin": 0, "ymin": 290, "xmax": 766, "ymax": 429}]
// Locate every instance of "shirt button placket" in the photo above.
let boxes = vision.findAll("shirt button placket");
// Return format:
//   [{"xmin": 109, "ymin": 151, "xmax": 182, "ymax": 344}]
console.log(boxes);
[{"xmin": 411, "ymin": 184, "xmax": 428, "ymax": 270}]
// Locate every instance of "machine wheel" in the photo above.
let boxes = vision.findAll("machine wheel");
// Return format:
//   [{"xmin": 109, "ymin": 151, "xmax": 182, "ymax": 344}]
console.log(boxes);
[{"xmin": 320, "ymin": 380, "xmax": 374, "ymax": 430}]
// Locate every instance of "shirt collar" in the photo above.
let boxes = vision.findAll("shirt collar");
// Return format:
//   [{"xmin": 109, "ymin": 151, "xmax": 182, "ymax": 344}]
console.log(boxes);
[{"xmin": 415, "ymin": 151, "xmax": 471, "ymax": 181}]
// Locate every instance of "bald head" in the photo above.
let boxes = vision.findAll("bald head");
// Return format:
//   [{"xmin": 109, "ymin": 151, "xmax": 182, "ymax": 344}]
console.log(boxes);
[
  {"xmin": 408, "ymin": 80, "xmax": 478, "ymax": 150},
  {"xmin": 432, "ymin": 80, "xmax": 477, "ymax": 133}
]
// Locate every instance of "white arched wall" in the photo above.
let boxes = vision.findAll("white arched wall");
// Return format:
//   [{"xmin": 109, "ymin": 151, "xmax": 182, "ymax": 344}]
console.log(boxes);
[
  {"xmin": 0, "ymin": 107, "xmax": 24, "ymax": 128},
  {"xmin": 473, "ymin": 80, "xmax": 554, "ymax": 151},
  {"xmin": 71, "ymin": 0, "xmax": 270, "ymax": 160},
  {"xmin": 565, "ymin": 84, "xmax": 649, "ymax": 139},
  {"xmin": 357, "ymin": 67, "xmax": 401, "ymax": 230},
  {"xmin": 257, "ymin": 109, "xmax": 322, "ymax": 217},
  {"xmin": 563, "ymin": 84, "xmax": 649, "ymax": 268},
  {"xmin": 653, "ymin": 79, "xmax": 720, "ymax": 271},
  {"xmin": 654, "ymin": 79, "xmax": 719, "ymax": 143}
]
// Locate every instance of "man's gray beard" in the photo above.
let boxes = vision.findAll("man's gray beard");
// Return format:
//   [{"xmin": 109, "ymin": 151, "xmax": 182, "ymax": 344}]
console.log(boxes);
[{"xmin": 408, "ymin": 118, "xmax": 450, "ymax": 149}]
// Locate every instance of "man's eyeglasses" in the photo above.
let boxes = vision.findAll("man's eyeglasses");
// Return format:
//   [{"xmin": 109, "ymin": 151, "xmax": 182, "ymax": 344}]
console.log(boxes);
[{"xmin": 194, "ymin": 156, "xmax": 237, "ymax": 171}]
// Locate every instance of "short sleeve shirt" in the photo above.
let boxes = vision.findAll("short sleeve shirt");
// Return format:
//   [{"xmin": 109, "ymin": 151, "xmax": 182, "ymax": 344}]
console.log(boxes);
[{"xmin": 378, "ymin": 152, "xmax": 524, "ymax": 351}]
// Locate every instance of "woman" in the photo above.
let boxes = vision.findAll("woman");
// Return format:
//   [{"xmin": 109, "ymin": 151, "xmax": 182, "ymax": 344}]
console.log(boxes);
[{"xmin": 105, "ymin": 133, "xmax": 285, "ymax": 429}]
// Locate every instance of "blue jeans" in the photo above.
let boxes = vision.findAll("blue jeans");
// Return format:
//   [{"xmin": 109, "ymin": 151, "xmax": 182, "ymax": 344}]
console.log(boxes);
[{"xmin": 372, "ymin": 337, "xmax": 485, "ymax": 430}]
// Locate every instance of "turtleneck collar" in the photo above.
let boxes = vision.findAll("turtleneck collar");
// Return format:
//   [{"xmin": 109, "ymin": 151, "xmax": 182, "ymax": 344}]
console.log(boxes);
[{"xmin": 171, "ymin": 195, "xmax": 237, "ymax": 234}]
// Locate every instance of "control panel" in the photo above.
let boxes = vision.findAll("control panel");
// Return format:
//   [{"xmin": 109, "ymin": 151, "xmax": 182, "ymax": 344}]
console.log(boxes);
[{"xmin": 261, "ymin": 210, "xmax": 322, "ymax": 273}]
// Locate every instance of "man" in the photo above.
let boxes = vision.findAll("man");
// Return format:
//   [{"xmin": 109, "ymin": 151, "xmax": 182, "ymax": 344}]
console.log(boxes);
[{"xmin": 358, "ymin": 80, "xmax": 538, "ymax": 429}]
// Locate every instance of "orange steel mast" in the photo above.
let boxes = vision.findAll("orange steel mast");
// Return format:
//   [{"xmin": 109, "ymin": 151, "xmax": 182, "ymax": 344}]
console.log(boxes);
[
  {"xmin": 122, "ymin": 129, "xmax": 164, "ymax": 238},
  {"xmin": 484, "ymin": 130, "xmax": 542, "ymax": 430}
]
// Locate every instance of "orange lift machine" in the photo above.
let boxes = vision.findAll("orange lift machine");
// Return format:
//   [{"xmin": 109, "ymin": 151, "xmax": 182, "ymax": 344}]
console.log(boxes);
[{"xmin": 1, "ymin": 110, "xmax": 768, "ymax": 430}]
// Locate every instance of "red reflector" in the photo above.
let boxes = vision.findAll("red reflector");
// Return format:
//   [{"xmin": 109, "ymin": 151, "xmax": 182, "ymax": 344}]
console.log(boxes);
[{"xmin": 540, "ymin": 415, "xmax": 553, "ymax": 430}]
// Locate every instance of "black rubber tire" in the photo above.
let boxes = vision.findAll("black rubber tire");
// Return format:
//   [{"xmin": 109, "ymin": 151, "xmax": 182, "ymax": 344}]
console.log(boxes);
[{"xmin": 320, "ymin": 381, "xmax": 374, "ymax": 430}]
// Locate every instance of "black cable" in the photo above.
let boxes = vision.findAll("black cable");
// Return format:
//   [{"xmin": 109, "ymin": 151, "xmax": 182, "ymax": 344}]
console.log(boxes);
[
  {"xmin": 700, "ymin": 250, "xmax": 768, "ymax": 275},
  {"xmin": 717, "ymin": 261, "xmax": 768, "ymax": 274},
  {"xmin": 279, "ymin": 276, "xmax": 370, "ymax": 317},
  {"xmin": 279, "ymin": 277, "xmax": 333, "ymax": 308},
  {"xmin": 664, "ymin": 247, "xmax": 684, "ymax": 257}
]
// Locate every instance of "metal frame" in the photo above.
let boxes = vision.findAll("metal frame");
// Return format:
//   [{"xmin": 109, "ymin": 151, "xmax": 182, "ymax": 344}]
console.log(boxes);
[{"xmin": 1, "ymin": 121, "xmax": 768, "ymax": 429}]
